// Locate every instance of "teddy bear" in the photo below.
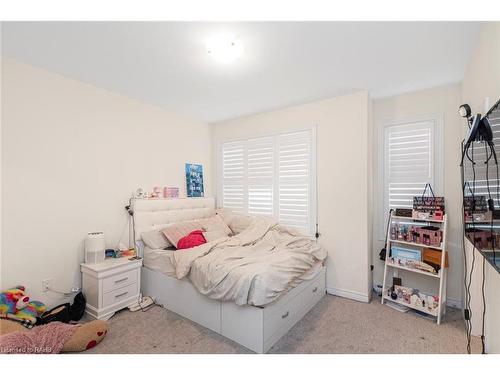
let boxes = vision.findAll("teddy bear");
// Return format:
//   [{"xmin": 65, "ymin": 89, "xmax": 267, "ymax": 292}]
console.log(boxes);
[{"xmin": 0, "ymin": 286, "xmax": 46, "ymax": 323}]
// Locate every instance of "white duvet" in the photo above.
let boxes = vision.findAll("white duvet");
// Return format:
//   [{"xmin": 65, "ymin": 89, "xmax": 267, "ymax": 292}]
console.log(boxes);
[{"xmin": 171, "ymin": 217, "xmax": 327, "ymax": 306}]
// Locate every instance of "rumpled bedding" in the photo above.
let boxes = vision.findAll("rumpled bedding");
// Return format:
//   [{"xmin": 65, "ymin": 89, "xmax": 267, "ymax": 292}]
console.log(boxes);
[{"xmin": 171, "ymin": 217, "xmax": 326, "ymax": 307}]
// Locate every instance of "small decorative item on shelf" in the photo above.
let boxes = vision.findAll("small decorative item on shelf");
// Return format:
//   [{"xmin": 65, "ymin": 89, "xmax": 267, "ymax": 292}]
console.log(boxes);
[
  {"xmin": 150, "ymin": 186, "xmax": 162, "ymax": 198},
  {"xmin": 423, "ymin": 248, "xmax": 449, "ymax": 269},
  {"xmin": 391, "ymin": 246, "xmax": 421, "ymax": 261},
  {"xmin": 389, "ymin": 257, "xmax": 438, "ymax": 274},
  {"xmin": 395, "ymin": 208, "xmax": 413, "ymax": 217},
  {"xmin": 390, "ymin": 222, "xmax": 442, "ymax": 247},
  {"xmin": 412, "ymin": 183, "xmax": 445, "ymax": 221},
  {"xmin": 135, "ymin": 188, "xmax": 145, "ymax": 199},
  {"xmin": 419, "ymin": 226, "xmax": 442, "ymax": 247},
  {"xmin": 163, "ymin": 186, "xmax": 179, "ymax": 199},
  {"xmin": 392, "ymin": 285, "xmax": 439, "ymax": 313},
  {"xmin": 433, "ymin": 211, "xmax": 443, "ymax": 221}
]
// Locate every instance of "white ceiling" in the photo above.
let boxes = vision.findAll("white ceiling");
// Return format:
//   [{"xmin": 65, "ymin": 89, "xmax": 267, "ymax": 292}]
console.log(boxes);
[{"xmin": 1, "ymin": 22, "xmax": 481, "ymax": 123}]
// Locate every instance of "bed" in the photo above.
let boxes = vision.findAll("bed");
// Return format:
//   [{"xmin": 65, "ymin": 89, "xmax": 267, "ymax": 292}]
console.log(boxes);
[{"xmin": 133, "ymin": 197, "xmax": 326, "ymax": 353}]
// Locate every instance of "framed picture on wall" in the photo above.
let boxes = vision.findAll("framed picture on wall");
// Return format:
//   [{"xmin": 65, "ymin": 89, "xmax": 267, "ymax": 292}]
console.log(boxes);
[{"xmin": 185, "ymin": 163, "xmax": 204, "ymax": 197}]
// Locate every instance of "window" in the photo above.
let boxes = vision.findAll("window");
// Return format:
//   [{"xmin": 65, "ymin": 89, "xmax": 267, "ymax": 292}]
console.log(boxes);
[
  {"xmin": 219, "ymin": 129, "xmax": 316, "ymax": 235},
  {"xmin": 381, "ymin": 117, "xmax": 443, "ymax": 236}
]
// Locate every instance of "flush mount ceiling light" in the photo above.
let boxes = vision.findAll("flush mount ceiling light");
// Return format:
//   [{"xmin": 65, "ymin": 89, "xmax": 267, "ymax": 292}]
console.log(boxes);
[{"xmin": 206, "ymin": 34, "xmax": 244, "ymax": 64}]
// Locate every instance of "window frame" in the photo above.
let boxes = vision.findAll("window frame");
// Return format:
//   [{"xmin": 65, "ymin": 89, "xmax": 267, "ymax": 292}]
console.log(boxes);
[
  {"xmin": 216, "ymin": 127, "xmax": 317, "ymax": 236},
  {"xmin": 377, "ymin": 114, "xmax": 444, "ymax": 240}
]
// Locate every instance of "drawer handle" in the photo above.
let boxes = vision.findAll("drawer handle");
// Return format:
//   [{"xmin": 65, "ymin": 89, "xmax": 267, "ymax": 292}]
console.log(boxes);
[
  {"xmin": 312, "ymin": 287, "xmax": 318, "ymax": 293},
  {"xmin": 115, "ymin": 277, "xmax": 128, "ymax": 284},
  {"xmin": 115, "ymin": 291, "xmax": 128, "ymax": 298},
  {"xmin": 281, "ymin": 311, "xmax": 290, "ymax": 319}
]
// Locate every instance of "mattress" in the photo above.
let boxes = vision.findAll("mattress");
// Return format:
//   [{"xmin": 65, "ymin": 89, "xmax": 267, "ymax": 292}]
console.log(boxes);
[
  {"xmin": 143, "ymin": 246, "xmax": 324, "ymax": 304},
  {"xmin": 143, "ymin": 246, "xmax": 177, "ymax": 277}
]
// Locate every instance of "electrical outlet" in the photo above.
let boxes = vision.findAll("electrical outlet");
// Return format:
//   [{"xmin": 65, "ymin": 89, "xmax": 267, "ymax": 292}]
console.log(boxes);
[{"xmin": 42, "ymin": 278, "xmax": 52, "ymax": 293}]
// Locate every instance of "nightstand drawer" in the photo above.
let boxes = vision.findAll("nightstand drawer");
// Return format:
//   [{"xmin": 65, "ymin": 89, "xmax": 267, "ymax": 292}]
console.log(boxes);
[
  {"xmin": 102, "ymin": 283, "xmax": 137, "ymax": 307},
  {"xmin": 102, "ymin": 269, "xmax": 137, "ymax": 293}
]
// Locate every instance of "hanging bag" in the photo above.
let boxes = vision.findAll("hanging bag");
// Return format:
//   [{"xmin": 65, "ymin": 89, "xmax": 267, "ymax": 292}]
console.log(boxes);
[{"xmin": 413, "ymin": 183, "xmax": 445, "ymax": 220}]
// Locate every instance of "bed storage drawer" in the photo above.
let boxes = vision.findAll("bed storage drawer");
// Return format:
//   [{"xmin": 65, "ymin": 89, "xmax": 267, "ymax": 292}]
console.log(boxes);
[
  {"xmin": 263, "ymin": 267, "xmax": 326, "ymax": 351},
  {"xmin": 264, "ymin": 299, "xmax": 303, "ymax": 341},
  {"xmin": 102, "ymin": 268, "xmax": 138, "ymax": 293},
  {"xmin": 263, "ymin": 288, "xmax": 304, "ymax": 344},
  {"xmin": 301, "ymin": 271, "xmax": 326, "ymax": 307}
]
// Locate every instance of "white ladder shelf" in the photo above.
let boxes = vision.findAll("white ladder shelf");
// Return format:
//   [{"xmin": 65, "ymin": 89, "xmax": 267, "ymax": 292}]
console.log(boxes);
[{"xmin": 381, "ymin": 212, "xmax": 448, "ymax": 324}]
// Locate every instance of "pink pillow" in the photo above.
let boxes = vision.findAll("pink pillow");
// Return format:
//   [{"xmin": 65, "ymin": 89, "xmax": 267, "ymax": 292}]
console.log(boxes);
[
  {"xmin": 161, "ymin": 221, "xmax": 202, "ymax": 248},
  {"xmin": 177, "ymin": 230, "xmax": 207, "ymax": 250}
]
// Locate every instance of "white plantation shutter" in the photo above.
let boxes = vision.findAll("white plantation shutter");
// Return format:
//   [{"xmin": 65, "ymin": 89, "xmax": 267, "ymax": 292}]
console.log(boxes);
[
  {"xmin": 222, "ymin": 141, "xmax": 245, "ymax": 212},
  {"xmin": 278, "ymin": 131, "xmax": 312, "ymax": 231},
  {"xmin": 220, "ymin": 129, "xmax": 315, "ymax": 235},
  {"xmin": 382, "ymin": 120, "xmax": 442, "ymax": 232},
  {"xmin": 247, "ymin": 137, "xmax": 274, "ymax": 216}
]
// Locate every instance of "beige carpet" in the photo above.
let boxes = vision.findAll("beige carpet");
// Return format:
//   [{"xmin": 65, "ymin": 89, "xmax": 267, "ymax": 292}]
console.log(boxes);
[{"xmin": 85, "ymin": 294, "xmax": 480, "ymax": 354}]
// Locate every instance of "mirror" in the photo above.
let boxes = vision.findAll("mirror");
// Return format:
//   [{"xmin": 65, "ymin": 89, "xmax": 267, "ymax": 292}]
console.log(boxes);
[{"xmin": 462, "ymin": 98, "xmax": 500, "ymax": 273}]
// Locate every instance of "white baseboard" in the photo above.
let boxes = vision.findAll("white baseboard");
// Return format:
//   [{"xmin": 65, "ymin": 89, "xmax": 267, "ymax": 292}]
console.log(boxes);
[
  {"xmin": 327, "ymin": 287, "xmax": 370, "ymax": 303},
  {"xmin": 446, "ymin": 298, "xmax": 463, "ymax": 309}
]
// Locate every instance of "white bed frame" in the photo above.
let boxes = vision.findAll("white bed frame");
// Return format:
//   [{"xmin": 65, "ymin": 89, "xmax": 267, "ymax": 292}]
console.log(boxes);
[{"xmin": 133, "ymin": 197, "xmax": 326, "ymax": 353}]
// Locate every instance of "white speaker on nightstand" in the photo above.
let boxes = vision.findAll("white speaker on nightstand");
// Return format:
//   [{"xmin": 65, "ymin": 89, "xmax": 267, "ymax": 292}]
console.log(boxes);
[{"xmin": 84, "ymin": 232, "xmax": 105, "ymax": 264}]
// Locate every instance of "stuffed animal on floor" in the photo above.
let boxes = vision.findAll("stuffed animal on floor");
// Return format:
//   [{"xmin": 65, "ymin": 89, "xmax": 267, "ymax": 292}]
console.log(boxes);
[
  {"xmin": 0, "ymin": 319, "xmax": 108, "ymax": 353},
  {"xmin": 0, "ymin": 286, "xmax": 46, "ymax": 323}
]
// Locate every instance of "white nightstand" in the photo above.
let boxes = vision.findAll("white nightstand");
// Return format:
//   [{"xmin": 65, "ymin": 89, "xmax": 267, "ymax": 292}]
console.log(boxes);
[{"xmin": 81, "ymin": 257, "xmax": 142, "ymax": 320}]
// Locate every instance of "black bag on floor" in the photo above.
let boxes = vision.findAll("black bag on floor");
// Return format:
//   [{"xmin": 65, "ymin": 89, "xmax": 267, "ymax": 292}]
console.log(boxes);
[
  {"xmin": 37, "ymin": 303, "xmax": 71, "ymax": 325},
  {"xmin": 69, "ymin": 292, "xmax": 86, "ymax": 321},
  {"xmin": 37, "ymin": 292, "xmax": 86, "ymax": 325}
]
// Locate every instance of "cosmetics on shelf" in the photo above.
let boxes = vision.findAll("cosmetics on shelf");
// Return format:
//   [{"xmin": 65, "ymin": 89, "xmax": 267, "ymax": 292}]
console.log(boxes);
[
  {"xmin": 382, "ymin": 210, "xmax": 448, "ymax": 324},
  {"xmin": 390, "ymin": 222, "xmax": 442, "ymax": 247}
]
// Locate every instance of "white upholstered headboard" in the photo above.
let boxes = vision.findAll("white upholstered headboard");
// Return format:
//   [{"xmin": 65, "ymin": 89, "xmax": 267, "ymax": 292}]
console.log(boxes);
[{"xmin": 132, "ymin": 197, "xmax": 215, "ymax": 241}]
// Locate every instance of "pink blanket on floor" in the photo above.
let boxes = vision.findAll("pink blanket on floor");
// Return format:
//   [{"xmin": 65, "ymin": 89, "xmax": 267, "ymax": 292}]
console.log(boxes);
[{"xmin": 0, "ymin": 321, "xmax": 79, "ymax": 354}]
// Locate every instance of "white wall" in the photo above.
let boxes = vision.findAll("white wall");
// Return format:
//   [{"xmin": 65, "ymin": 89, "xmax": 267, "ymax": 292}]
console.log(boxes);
[
  {"xmin": 1, "ymin": 59, "xmax": 212, "ymax": 307},
  {"xmin": 211, "ymin": 91, "xmax": 373, "ymax": 302},
  {"xmin": 461, "ymin": 22, "xmax": 500, "ymax": 353},
  {"xmin": 372, "ymin": 84, "xmax": 463, "ymax": 306}
]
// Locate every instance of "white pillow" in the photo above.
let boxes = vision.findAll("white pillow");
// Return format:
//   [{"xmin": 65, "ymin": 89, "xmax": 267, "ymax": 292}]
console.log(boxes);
[
  {"xmin": 200, "ymin": 215, "xmax": 233, "ymax": 236},
  {"xmin": 141, "ymin": 230, "xmax": 171, "ymax": 250},
  {"xmin": 161, "ymin": 220, "xmax": 203, "ymax": 249},
  {"xmin": 216, "ymin": 208, "xmax": 254, "ymax": 234},
  {"xmin": 203, "ymin": 230, "xmax": 228, "ymax": 242}
]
